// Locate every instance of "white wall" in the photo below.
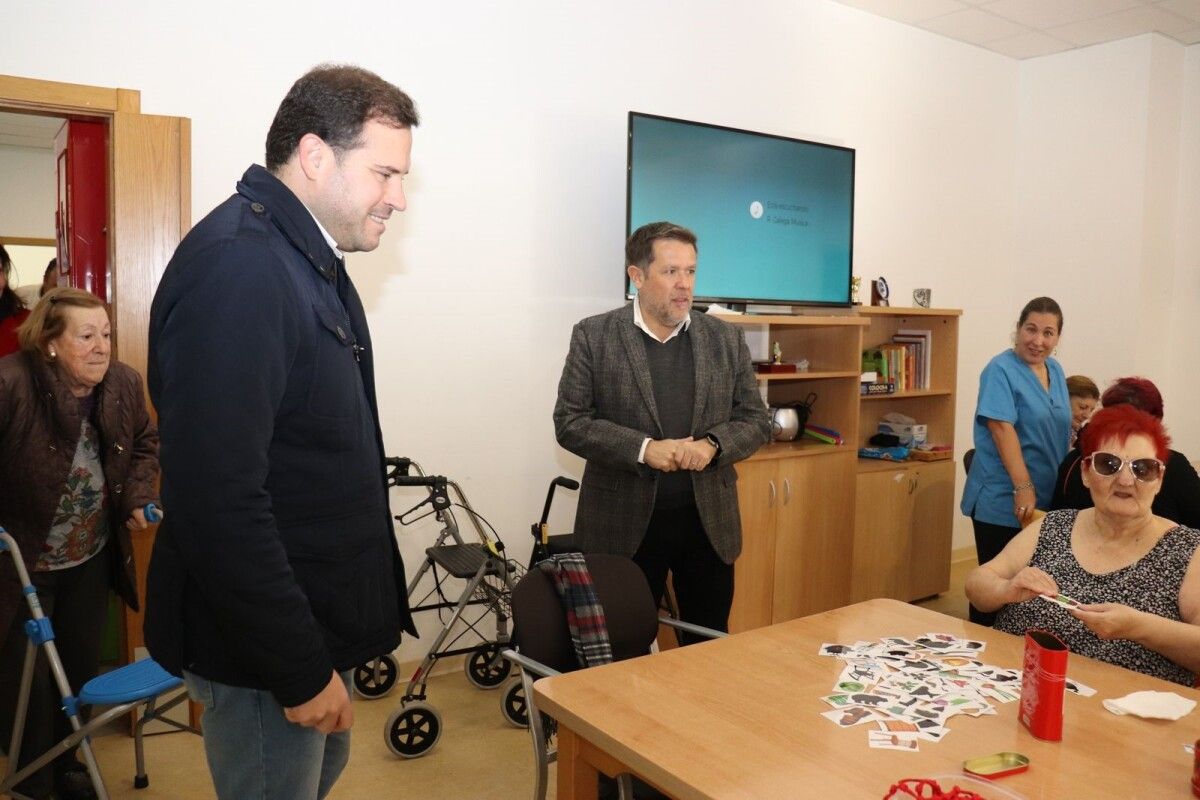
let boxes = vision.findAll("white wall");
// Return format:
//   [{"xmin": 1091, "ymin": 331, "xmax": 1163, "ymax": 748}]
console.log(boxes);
[
  {"xmin": 0, "ymin": 144, "xmax": 55, "ymax": 242},
  {"xmin": 1167, "ymin": 46, "xmax": 1200, "ymax": 456},
  {"xmin": 943, "ymin": 35, "xmax": 1198, "ymax": 555},
  {"xmin": 3, "ymin": 1, "xmax": 1196, "ymax": 657}
]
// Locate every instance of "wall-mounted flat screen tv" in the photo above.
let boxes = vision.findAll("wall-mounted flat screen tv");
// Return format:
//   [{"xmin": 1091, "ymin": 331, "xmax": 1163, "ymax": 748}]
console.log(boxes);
[{"xmin": 626, "ymin": 112, "xmax": 854, "ymax": 307}]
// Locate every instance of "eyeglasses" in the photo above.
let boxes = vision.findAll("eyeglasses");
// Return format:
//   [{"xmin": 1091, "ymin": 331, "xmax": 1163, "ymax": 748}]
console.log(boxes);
[{"xmin": 1084, "ymin": 452, "xmax": 1164, "ymax": 483}]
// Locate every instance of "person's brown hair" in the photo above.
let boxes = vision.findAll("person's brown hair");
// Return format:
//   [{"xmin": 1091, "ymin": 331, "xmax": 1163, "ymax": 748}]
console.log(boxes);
[
  {"xmin": 1017, "ymin": 296, "xmax": 1063, "ymax": 334},
  {"xmin": 1066, "ymin": 375, "xmax": 1099, "ymax": 401},
  {"xmin": 16, "ymin": 286, "xmax": 106, "ymax": 359},
  {"xmin": 1101, "ymin": 376, "xmax": 1164, "ymax": 419},
  {"xmin": 626, "ymin": 222, "xmax": 698, "ymax": 271}
]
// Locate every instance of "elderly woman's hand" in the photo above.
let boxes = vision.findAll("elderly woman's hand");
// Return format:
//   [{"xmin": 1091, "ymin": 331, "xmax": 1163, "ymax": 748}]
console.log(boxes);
[
  {"xmin": 1071, "ymin": 603, "xmax": 1142, "ymax": 640},
  {"xmin": 1004, "ymin": 566, "xmax": 1058, "ymax": 604},
  {"xmin": 126, "ymin": 507, "xmax": 149, "ymax": 531}
]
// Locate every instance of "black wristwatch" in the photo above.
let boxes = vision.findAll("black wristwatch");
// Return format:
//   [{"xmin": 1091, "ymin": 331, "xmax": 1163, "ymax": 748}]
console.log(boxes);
[{"xmin": 704, "ymin": 434, "xmax": 721, "ymax": 456}]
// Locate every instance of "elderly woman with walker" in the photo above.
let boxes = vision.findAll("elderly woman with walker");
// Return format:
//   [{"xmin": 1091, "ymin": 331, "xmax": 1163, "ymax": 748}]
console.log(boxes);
[{"xmin": 0, "ymin": 287, "xmax": 159, "ymax": 800}]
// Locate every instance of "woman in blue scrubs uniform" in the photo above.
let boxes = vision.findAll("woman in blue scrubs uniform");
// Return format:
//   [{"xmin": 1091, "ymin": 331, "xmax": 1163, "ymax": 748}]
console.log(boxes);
[{"xmin": 961, "ymin": 297, "xmax": 1070, "ymax": 625}]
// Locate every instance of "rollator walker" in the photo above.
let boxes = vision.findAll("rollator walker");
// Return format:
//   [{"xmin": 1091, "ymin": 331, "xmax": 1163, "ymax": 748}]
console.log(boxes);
[{"xmin": 353, "ymin": 458, "xmax": 577, "ymax": 758}]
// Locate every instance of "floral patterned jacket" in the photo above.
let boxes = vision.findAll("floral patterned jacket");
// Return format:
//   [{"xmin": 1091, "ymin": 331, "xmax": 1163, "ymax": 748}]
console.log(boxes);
[{"xmin": 0, "ymin": 350, "xmax": 159, "ymax": 643}]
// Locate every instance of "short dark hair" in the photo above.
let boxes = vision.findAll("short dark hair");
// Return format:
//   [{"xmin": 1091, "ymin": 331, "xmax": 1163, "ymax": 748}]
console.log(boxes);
[
  {"xmin": 1101, "ymin": 376, "xmax": 1164, "ymax": 419},
  {"xmin": 1081, "ymin": 404, "xmax": 1170, "ymax": 463},
  {"xmin": 625, "ymin": 222, "xmax": 698, "ymax": 271},
  {"xmin": 1017, "ymin": 296, "xmax": 1063, "ymax": 334},
  {"xmin": 265, "ymin": 64, "xmax": 419, "ymax": 172}
]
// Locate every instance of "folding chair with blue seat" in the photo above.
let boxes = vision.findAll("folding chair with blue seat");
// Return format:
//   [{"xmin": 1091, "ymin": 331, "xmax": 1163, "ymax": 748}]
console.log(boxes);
[
  {"xmin": 501, "ymin": 553, "xmax": 725, "ymax": 800},
  {"xmin": 1, "ymin": 529, "xmax": 198, "ymax": 800}
]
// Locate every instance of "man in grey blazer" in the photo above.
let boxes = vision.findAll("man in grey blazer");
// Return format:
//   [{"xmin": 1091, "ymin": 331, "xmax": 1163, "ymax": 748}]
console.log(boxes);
[{"xmin": 553, "ymin": 221, "xmax": 770, "ymax": 637}]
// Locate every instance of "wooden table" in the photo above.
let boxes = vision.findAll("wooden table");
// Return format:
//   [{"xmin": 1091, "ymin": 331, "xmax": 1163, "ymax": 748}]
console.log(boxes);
[{"xmin": 533, "ymin": 598, "xmax": 1200, "ymax": 799}]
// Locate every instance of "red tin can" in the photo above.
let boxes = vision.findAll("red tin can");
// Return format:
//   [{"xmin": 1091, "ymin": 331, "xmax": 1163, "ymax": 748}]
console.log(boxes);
[
  {"xmin": 1191, "ymin": 739, "xmax": 1200, "ymax": 797},
  {"xmin": 1018, "ymin": 629, "xmax": 1068, "ymax": 741}
]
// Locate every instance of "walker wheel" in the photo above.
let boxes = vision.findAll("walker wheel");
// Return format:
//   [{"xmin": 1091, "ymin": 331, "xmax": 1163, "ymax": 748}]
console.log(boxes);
[
  {"xmin": 465, "ymin": 643, "xmax": 511, "ymax": 689},
  {"xmin": 353, "ymin": 654, "xmax": 399, "ymax": 699},
  {"xmin": 385, "ymin": 702, "xmax": 442, "ymax": 758},
  {"xmin": 500, "ymin": 677, "xmax": 528, "ymax": 727}
]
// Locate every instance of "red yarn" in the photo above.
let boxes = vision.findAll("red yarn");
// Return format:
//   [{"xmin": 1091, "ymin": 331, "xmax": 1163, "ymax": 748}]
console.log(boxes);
[{"xmin": 883, "ymin": 778, "xmax": 987, "ymax": 800}]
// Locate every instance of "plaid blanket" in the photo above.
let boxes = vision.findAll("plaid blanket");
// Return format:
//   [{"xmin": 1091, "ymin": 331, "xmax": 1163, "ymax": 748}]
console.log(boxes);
[{"xmin": 537, "ymin": 553, "xmax": 613, "ymax": 668}]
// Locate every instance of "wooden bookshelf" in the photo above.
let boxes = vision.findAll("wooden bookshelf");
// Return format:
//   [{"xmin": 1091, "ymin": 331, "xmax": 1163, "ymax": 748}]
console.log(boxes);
[
  {"xmin": 710, "ymin": 308, "xmax": 963, "ymax": 629},
  {"xmin": 853, "ymin": 307, "xmax": 961, "ymax": 604}
]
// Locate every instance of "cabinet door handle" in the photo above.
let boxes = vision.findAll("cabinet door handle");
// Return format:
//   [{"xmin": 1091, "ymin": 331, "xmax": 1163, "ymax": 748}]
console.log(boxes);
[
  {"xmin": 768, "ymin": 480, "xmax": 776, "ymax": 508},
  {"xmin": 908, "ymin": 476, "xmax": 916, "ymax": 495},
  {"xmin": 783, "ymin": 478, "xmax": 792, "ymax": 505}
]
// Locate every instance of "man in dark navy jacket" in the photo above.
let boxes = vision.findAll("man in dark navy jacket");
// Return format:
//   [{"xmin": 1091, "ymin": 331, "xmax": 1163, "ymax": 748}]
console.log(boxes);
[{"xmin": 146, "ymin": 65, "xmax": 417, "ymax": 800}]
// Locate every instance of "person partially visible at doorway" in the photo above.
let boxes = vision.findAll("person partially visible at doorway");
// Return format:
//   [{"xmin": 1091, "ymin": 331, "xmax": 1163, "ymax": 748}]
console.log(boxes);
[
  {"xmin": 0, "ymin": 287, "xmax": 159, "ymax": 800},
  {"xmin": 0, "ymin": 244, "xmax": 31, "ymax": 357},
  {"xmin": 39, "ymin": 258, "xmax": 59, "ymax": 298},
  {"xmin": 1066, "ymin": 374, "xmax": 1099, "ymax": 448},
  {"xmin": 14, "ymin": 257, "xmax": 56, "ymax": 309},
  {"xmin": 960, "ymin": 296, "xmax": 1071, "ymax": 626}
]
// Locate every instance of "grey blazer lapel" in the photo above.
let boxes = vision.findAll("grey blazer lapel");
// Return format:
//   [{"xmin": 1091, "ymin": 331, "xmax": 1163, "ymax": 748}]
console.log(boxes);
[
  {"xmin": 618, "ymin": 308, "xmax": 663, "ymax": 435},
  {"xmin": 690, "ymin": 317, "xmax": 712, "ymax": 430}
]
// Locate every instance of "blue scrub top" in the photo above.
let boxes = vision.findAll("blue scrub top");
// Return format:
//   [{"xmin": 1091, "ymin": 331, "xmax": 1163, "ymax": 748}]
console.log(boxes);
[{"xmin": 960, "ymin": 349, "xmax": 1071, "ymax": 527}]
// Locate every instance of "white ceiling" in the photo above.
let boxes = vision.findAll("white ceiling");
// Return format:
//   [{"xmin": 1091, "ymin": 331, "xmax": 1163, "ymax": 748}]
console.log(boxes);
[
  {"xmin": 832, "ymin": 0, "xmax": 1200, "ymax": 58},
  {"xmin": 0, "ymin": 111, "xmax": 64, "ymax": 149}
]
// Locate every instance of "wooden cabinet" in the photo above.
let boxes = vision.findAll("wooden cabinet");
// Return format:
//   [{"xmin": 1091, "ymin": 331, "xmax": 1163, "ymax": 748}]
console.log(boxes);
[
  {"xmin": 852, "ymin": 459, "xmax": 955, "ymax": 602},
  {"xmin": 730, "ymin": 452, "xmax": 856, "ymax": 632},
  {"xmin": 853, "ymin": 308, "xmax": 961, "ymax": 603},
  {"xmin": 772, "ymin": 453, "xmax": 856, "ymax": 620},
  {"xmin": 720, "ymin": 314, "xmax": 866, "ymax": 630},
  {"xmin": 729, "ymin": 459, "xmax": 778, "ymax": 632},
  {"xmin": 720, "ymin": 307, "xmax": 962, "ymax": 630}
]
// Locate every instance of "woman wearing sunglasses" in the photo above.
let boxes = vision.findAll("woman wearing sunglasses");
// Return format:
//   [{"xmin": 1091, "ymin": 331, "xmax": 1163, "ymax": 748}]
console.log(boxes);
[
  {"xmin": 960, "ymin": 297, "xmax": 1071, "ymax": 625},
  {"xmin": 1051, "ymin": 376, "xmax": 1200, "ymax": 528},
  {"xmin": 965, "ymin": 404, "xmax": 1200, "ymax": 685}
]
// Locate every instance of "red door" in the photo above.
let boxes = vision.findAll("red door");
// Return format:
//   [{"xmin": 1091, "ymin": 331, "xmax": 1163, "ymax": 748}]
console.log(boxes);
[{"xmin": 54, "ymin": 119, "xmax": 109, "ymax": 301}]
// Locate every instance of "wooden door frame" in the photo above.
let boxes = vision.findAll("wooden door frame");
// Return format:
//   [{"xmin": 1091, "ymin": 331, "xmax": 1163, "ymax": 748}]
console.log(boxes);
[
  {"xmin": 0, "ymin": 73, "xmax": 191, "ymax": 665},
  {"xmin": 0, "ymin": 74, "xmax": 191, "ymax": 365}
]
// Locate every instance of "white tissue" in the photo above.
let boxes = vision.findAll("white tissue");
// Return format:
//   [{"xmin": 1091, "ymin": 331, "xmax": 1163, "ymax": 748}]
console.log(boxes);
[{"xmin": 1101, "ymin": 690, "xmax": 1197, "ymax": 720}]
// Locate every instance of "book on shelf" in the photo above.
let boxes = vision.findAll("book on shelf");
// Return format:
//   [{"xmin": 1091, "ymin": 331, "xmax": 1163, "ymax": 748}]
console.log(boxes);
[{"xmin": 893, "ymin": 328, "xmax": 932, "ymax": 390}]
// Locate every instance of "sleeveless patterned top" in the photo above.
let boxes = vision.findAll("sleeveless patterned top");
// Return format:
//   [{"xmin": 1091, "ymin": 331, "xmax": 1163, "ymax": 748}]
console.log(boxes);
[{"xmin": 994, "ymin": 508, "xmax": 1200, "ymax": 686}]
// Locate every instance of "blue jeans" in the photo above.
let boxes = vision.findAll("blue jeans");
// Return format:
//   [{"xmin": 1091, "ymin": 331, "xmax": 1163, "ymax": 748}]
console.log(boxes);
[{"xmin": 182, "ymin": 670, "xmax": 352, "ymax": 800}]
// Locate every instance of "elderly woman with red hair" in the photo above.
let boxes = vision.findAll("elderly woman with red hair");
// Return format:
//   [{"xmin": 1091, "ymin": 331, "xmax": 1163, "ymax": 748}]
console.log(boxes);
[
  {"xmin": 1051, "ymin": 377, "xmax": 1200, "ymax": 527},
  {"xmin": 966, "ymin": 404, "xmax": 1200, "ymax": 685}
]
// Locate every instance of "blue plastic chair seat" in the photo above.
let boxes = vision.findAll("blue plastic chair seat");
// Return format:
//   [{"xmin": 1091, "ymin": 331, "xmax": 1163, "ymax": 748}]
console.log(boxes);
[{"xmin": 79, "ymin": 658, "xmax": 182, "ymax": 705}]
